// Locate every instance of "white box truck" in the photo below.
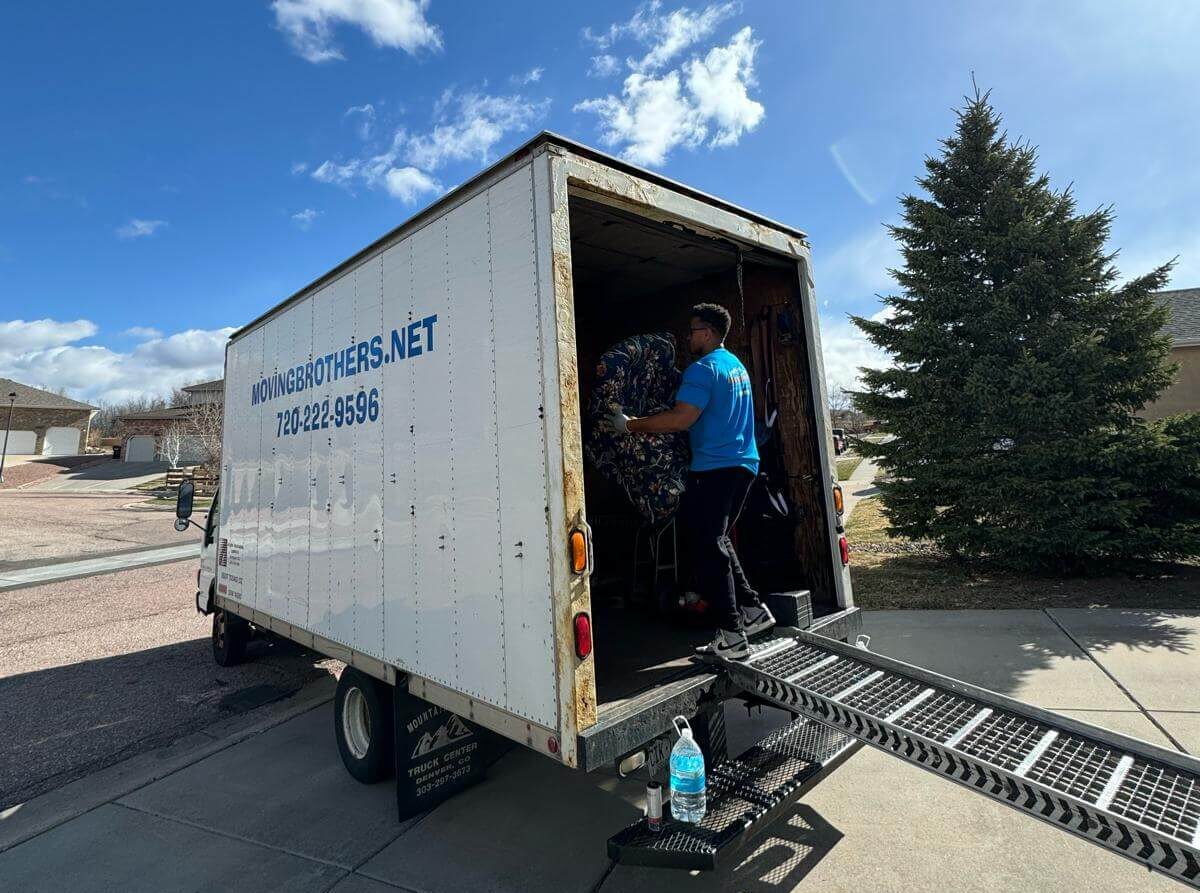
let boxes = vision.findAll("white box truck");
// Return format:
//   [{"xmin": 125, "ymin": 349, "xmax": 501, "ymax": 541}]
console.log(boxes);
[{"xmin": 179, "ymin": 132, "xmax": 862, "ymax": 867}]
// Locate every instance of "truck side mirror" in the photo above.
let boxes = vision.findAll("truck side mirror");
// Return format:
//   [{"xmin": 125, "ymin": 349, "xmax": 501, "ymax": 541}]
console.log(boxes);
[{"xmin": 176, "ymin": 480, "xmax": 195, "ymax": 520}]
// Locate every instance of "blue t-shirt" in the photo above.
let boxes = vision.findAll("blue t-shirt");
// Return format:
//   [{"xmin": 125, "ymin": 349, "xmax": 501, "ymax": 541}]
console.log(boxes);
[{"xmin": 676, "ymin": 347, "xmax": 759, "ymax": 474}]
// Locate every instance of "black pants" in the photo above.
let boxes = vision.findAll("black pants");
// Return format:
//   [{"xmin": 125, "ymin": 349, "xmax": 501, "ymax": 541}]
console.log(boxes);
[{"xmin": 682, "ymin": 466, "xmax": 760, "ymax": 631}]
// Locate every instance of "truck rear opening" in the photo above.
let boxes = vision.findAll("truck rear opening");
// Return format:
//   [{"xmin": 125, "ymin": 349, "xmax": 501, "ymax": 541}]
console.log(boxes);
[{"xmin": 564, "ymin": 193, "xmax": 844, "ymax": 714}]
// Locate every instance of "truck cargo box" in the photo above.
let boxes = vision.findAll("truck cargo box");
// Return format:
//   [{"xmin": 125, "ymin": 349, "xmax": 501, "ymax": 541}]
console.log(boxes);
[{"xmin": 213, "ymin": 132, "xmax": 851, "ymax": 769}]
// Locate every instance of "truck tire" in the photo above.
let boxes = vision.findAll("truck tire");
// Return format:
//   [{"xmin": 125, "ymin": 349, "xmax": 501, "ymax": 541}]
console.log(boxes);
[
  {"xmin": 335, "ymin": 668, "xmax": 395, "ymax": 784},
  {"xmin": 212, "ymin": 609, "xmax": 249, "ymax": 667}
]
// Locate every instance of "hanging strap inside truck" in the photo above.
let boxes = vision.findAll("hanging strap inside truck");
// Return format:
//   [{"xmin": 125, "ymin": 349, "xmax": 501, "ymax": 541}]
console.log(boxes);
[{"xmin": 704, "ymin": 630, "xmax": 1200, "ymax": 889}]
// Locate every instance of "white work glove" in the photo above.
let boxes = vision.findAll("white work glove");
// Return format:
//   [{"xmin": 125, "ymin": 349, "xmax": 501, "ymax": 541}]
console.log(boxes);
[{"xmin": 609, "ymin": 409, "xmax": 632, "ymax": 435}]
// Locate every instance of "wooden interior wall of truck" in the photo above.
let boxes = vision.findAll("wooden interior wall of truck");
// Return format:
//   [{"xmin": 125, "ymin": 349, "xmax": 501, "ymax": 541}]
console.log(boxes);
[{"xmin": 570, "ymin": 238, "xmax": 836, "ymax": 606}]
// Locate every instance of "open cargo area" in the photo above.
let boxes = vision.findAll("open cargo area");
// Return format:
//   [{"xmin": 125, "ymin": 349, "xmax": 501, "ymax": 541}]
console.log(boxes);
[{"xmin": 564, "ymin": 193, "xmax": 844, "ymax": 712}]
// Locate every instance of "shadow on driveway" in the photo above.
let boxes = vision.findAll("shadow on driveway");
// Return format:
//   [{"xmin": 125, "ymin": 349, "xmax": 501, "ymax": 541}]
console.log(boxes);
[{"xmin": 0, "ymin": 635, "xmax": 333, "ymax": 809}]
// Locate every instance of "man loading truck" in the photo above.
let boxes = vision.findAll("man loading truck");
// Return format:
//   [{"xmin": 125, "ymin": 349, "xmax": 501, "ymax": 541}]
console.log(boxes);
[{"xmin": 608, "ymin": 302, "xmax": 775, "ymax": 660}]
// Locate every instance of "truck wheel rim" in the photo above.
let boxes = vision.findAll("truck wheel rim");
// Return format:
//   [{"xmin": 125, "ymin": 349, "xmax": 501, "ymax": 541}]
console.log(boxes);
[
  {"xmin": 215, "ymin": 613, "xmax": 226, "ymax": 649},
  {"xmin": 343, "ymin": 687, "xmax": 371, "ymax": 759}
]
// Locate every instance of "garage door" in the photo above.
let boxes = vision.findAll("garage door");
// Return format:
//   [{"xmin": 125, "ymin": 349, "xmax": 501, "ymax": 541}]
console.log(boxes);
[
  {"xmin": 2, "ymin": 430, "xmax": 36, "ymax": 455},
  {"xmin": 42, "ymin": 426, "xmax": 81, "ymax": 456},
  {"xmin": 125, "ymin": 435, "xmax": 156, "ymax": 462}
]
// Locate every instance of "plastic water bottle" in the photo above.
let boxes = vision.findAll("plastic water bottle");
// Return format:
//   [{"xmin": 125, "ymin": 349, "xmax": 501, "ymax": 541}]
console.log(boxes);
[{"xmin": 669, "ymin": 715, "xmax": 706, "ymax": 823}]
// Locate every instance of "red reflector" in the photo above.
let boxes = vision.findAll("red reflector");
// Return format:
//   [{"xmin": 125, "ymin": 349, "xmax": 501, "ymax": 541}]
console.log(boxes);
[
  {"xmin": 573, "ymin": 612, "xmax": 593, "ymax": 659},
  {"xmin": 839, "ymin": 535, "xmax": 850, "ymax": 566}
]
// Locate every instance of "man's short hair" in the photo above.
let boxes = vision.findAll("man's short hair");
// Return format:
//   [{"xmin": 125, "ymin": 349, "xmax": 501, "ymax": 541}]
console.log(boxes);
[{"xmin": 691, "ymin": 303, "xmax": 731, "ymax": 339}]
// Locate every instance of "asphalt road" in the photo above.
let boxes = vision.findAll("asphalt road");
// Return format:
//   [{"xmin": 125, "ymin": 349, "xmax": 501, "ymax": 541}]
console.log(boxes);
[{"xmin": 0, "ymin": 559, "xmax": 336, "ymax": 808}]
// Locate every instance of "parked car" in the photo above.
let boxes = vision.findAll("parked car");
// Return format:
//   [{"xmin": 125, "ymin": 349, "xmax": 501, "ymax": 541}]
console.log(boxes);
[{"xmin": 832, "ymin": 427, "xmax": 846, "ymax": 455}]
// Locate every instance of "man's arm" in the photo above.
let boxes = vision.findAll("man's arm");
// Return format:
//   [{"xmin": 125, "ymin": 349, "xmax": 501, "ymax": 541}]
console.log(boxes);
[{"xmin": 625, "ymin": 401, "xmax": 701, "ymax": 434}]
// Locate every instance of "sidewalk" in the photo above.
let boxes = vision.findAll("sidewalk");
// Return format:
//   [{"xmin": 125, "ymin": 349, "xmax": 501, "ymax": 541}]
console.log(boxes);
[
  {"xmin": 1, "ymin": 608, "xmax": 1194, "ymax": 892},
  {"xmin": 0, "ymin": 543, "xmax": 197, "ymax": 591},
  {"xmin": 841, "ymin": 454, "xmax": 879, "ymax": 520}
]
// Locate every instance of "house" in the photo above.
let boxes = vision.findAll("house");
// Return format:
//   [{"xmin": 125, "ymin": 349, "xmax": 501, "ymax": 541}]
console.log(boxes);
[
  {"xmin": 0, "ymin": 377, "xmax": 96, "ymax": 456},
  {"xmin": 115, "ymin": 379, "xmax": 224, "ymax": 465},
  {"xmin": 1143, "ymin": 288, "xmax": 1200, "ymax": 420}
]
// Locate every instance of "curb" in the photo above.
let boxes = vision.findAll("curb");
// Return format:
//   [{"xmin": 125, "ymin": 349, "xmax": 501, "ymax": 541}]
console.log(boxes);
[{"xmin": 0, "ymin": 676, "xmax": 336, "ymax": 854}]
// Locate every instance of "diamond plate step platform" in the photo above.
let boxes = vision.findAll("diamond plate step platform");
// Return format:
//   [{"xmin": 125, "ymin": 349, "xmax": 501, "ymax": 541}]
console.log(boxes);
[
  {"xmin": 705, "ymin": 630, "xmax": 1200, "ymax": 889},
  {"xmin": 607, "ymin": 715, "xmax": 860, "ymax": 870}
]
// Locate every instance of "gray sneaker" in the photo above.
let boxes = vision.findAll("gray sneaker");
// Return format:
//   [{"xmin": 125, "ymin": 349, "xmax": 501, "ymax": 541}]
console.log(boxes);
[
  {"xmin": 695, "ymin": 628, "xmax": 751, "ymax": 661},
  {"xmin": 740, "ymin": 604, "xmax": 776, "ymax": 638}
]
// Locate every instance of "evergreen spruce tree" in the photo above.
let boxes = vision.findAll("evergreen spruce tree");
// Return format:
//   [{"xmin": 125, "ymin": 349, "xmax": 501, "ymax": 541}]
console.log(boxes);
[{"xmin": 852, "ymin": 90, "xmax": 1200, "ymax": 566}]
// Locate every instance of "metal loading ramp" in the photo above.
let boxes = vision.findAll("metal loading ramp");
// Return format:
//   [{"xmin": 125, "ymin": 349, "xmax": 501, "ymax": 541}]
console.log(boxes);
[{"xmin": 704, "ymin": 630, "xmax": 1200, "ymax": 889}]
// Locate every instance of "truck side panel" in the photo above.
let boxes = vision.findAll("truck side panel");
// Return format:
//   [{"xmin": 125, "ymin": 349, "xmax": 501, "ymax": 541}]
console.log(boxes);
[
  {"xmin": 411, "ymin": 215, "xmax": 456, "ymax": 684},
  {"xmin": 307, "ymin": 284, "xmax": 333, "ymax": 633},
  {"xmin": 445, "ymin": 192, "xmax": 506, "ymax": 706},
  {"xmin": 492, "ymin": 164, "xmax": 557, "ymax": 727},
  {"xmin": 220, "ymin": 325, "xmax": 264, "ymax": 608},
  {"xmin": 381, "ymin": 238, "xmax": 418, "ymax": 668},
  {"xmin": 353, "ymin": 258, "xmax": 386, "ymax": 659},
  {"xmin": 326, "ymin": 273, "xmax": 358, "ymax": 647},
  {"xmin": 219, "ymin": 159, "xmax": 560, "ymax": 734}
]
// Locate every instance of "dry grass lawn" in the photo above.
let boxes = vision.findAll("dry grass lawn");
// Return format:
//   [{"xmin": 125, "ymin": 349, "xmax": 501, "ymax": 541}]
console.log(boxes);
[
  {"xmin": 836, "ymin": 456, "xmax": 863, "ymax": 481},
  {"xmin": 846, "ymin": 497, "xmax": 1200, "ymax": 610}
]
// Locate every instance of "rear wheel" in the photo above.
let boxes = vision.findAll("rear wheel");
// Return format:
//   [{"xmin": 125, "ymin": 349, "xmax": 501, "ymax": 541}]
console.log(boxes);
[
  {"xmin": 334, "ymin": 668, "xmax": 395, "ymax": 783},
  {"xmin": 212, "ymin": 609, "xmax": 250, "ymax": 667}
]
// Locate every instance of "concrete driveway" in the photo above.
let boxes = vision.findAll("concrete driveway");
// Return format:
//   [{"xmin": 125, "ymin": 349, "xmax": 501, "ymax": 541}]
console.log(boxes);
[
  {"xmin": 0, "ymin": 607, "xmax": 1194, "ymax": 891},
  {"xmin": 21, "ymin": 459, "xmax": 168, "ymax": 492}
]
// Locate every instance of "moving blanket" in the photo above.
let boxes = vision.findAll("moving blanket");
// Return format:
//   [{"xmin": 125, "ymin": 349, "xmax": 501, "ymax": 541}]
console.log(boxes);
[{"xmin": 585, "ymin": 332, "xmax": 690, "ymax": 524}]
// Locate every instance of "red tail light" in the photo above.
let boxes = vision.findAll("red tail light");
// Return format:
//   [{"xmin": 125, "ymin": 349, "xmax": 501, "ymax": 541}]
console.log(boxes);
[
  {"xmin": 839, "ymin": 535, "xmax": 850, "ymax": 566},
  {"xmin": 573, "ymin": 612, "xmax": 593, "ymax": 659}
]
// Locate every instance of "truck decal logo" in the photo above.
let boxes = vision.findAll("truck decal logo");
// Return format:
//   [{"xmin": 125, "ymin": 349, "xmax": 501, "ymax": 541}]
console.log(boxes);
[
  {"xmin": 411, "ymin": 714, "xmax": 473, "ymax": 759},
  {"xmin": 249, "ymin": 314, "xmax": 438, "ymax": 408}
]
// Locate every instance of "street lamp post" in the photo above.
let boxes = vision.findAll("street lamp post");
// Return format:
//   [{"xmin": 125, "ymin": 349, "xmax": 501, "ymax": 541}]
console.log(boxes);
[{"xmin": 0, "ymin": 391, "xmax": 16, "ymax": 484}]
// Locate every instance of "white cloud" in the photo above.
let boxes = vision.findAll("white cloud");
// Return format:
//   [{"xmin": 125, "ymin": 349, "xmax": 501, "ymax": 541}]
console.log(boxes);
[
  {"xmin": 589, "ymin": 54, "xmax": 621, "ymax": 77},
  {"xmin": 583, "ymin": 2, "xmax": 736, "ymax": 72},
  {"xmin": 383, "ymin": 167, "xmax": 442, "ymax": 203},
  {"xmin": 810, "ymin": 226, "xmax": 899, "ymax": 393},
  {"xmin": 291, "ymin": 208, "xmax": 322, "ymax": 229},
  {"xmin": 818, "ymin": 309, "xmax": 892, "ymax": 395},
  {"xmin": 116, "ymin": 218, "xmax": 167, "ymax": 239},
  {"xmin": 575, "ymin": 23, "xmax": 763, "ymax": 166},
  {"xmin": 404, "ymin": 90, "xmax": 549, "ymax": 170},
  {"xmin": 0, "ymin": 319, "xmax": 97, "ymax": 354},
  {"xmin": 272, "ymin": 0, "xmax": 442, "ymax": 63},
  {"xmin": 511, "ymin": 67, "xmax": 543, "ymax": 85},
  {"xmin": 682, "ymin": 27, "xmax": 762, "ymax": 147},
  {"xmin": 0, "ymin": 321, "xmax": 234, "ymax": 404},
  {"xmin": 576, "ymin": 71, "xmax": 704, "ymax": 166},
  {"xmin": 308, "ymin": 89, "xmax": 545, "ymax": 203},
  {"xmin": 311, "ymin": 159, "xmax": 363, "ymax": 187},
  {"xmin": 630, "ymin": 1, "xmax": 737, "ymax": 72},
  {"xmin": 123, "ymin": 326, "xmax": 162, "ymax": 339},
  {"xmin": 291, "ymin": 161, "xmax": 309, "ymax": 175},
  {"xmin": 344, "ymin": 103, "xmax": 377, "ymax": 139}
]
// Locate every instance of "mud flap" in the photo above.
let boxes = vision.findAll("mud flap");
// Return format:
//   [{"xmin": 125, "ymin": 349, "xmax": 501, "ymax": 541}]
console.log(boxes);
[{"xmin": 393, "ymin": 678, "xmax": 511, "ymax": 822}]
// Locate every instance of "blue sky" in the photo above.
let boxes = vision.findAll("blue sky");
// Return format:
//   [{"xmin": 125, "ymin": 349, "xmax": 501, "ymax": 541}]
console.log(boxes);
[{"xmin": 2, "ymin": 0, "xmax": 1198, "ymax": 403}]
